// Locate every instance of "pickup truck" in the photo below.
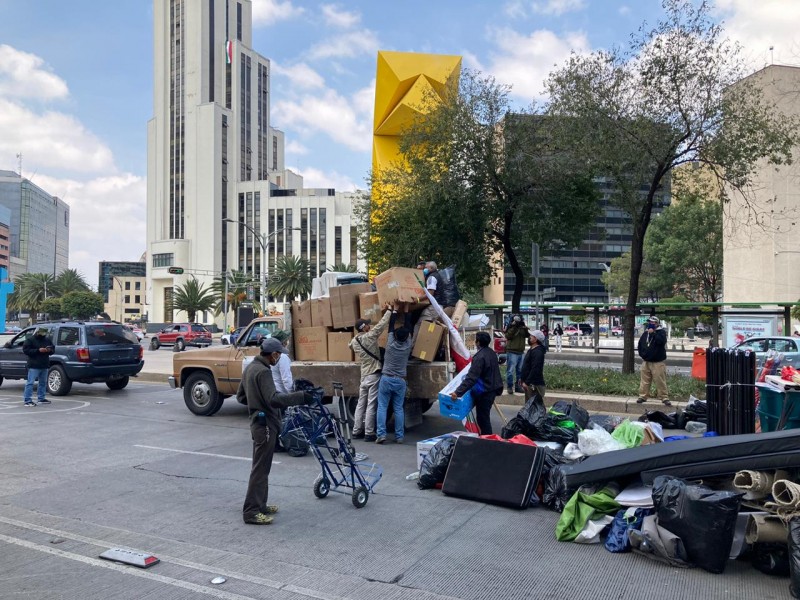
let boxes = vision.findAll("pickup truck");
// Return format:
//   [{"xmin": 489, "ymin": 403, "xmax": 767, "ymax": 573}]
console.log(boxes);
[{"xmin": 168, "ymin": 315, "xmax": 453, "ymax": 428}]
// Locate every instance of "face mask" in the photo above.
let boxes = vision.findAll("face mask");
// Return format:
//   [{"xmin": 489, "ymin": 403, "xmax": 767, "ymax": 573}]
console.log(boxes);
[{"xmin": 423, "ymin": 268, "xmax": 430, "ymax": 276}]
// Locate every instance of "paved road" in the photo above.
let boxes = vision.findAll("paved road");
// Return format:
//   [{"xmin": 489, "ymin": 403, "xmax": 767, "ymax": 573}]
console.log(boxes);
[{"xmin": 0, "ymin": 379, "xmax": 787, "ymax": 599}]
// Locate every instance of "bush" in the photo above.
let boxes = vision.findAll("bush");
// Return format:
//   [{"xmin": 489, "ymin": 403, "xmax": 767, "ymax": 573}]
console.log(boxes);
[{"xmin": 543, "ymin": 364, "xmax": 705, "ymax": 400}]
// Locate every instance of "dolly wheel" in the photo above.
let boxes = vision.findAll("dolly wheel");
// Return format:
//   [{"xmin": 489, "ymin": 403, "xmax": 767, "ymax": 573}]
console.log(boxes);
[
  {"xmin": 313, "ymin": 475, "xmax": 330, "ymax": 499},
  {"xmin": 352, "ymin": 486, "xmax": 369, "ymax": 508}
]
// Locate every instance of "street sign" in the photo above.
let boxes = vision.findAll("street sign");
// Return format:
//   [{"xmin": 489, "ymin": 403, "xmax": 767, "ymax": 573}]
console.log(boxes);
[
  {"xmin": 167, "ymin": 267, "xmax": 184, "ymax": 275},
  {"xmin": 246, "ymin": 284, "xmax": 254, "ymax": 300}
]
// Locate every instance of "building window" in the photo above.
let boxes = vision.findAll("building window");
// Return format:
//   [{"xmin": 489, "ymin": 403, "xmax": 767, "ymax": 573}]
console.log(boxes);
[
  {"xmin": 124, "ymin": 295, "xmax": 131, "ymax": 304},
  {"xmin": 301, "ymin": 208, "xmax": 308, "ymax": 259},
  {"xmin": 236, "ymin": 1, "xmax": 242, "ymax": 41},
  {"xmin": 152, "ymin": 253, "xmax": 174, "ymax": 268},
  {"xmin": 272, "ymin": 135, "xmax": 278, "ymax": 170},
  {"xmin": 335, "ymin": 226, "xmax": 342, "ymax": 265},
  {"xmin": 350, "ymin": 225, "xmax": 357, "ymax": 266},
  {"xmin": 135, "ymin": 295, "xmax": 141, "ymax": 304},
  {"xmin": 125, "ymin": 281, "xmax": 131, "ymax": 290},
  {"xmin": 135, "ymin": 281, "xmax": 141, "ymax": 290},
  {"xmin": 319, "ymin": 208, "xmax": 326, "ymax": 275}
]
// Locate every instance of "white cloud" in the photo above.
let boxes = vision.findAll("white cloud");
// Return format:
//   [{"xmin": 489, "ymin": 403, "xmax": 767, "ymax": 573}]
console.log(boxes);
[
  {"xmin": 251, "ymin": 0, "xmax": 304, "ymax": 27},
  {"xmin": 321, "ymin": 4, "xmax": 361, "ymax": 29},
  {"xmin": 0, "ymin": 44, "xmax": 69, "ymax": 100},
  {"xmin": 716, "ymin": 0, "xmax": 800, "ymax": 66},
  {"xmin": 273, "ymin": 86, "xmax": 373, "ymax": 152},
  {"xmin": 532, "ymin": 0, "xmax": 587, "ymax": 16},
  {"xmin": 288, "ymin": 165, "xmax": 358, "ymax": 192},
  {"xmin": 307, "ymin": 29, "xmax": 380, "ymax": 60},
  {"xmin": 271, "ymin": 61, "xmax": 326, "ymax": 89},
  {"xmin": 484, "ymin": 28, "xmax": 592, "ymax": 100},
  {"xmin": 618, "ymin": 5, "xmax": 631, "ymax": 16},
  {"xmin": 503, "ymin": 1, "xmax": 528, "ymax": 19},
  {"xmin": 285, "ymin": 140, "xmax": 309, "ymax": 156}
]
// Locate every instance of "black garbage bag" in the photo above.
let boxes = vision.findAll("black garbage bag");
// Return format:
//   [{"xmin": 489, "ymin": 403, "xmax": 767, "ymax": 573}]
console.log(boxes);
[
  {"xmin": 652, "ymin": 476, "xmax": 743, "ymax": 574},
  {"xmin": 501, "ymin": 394, "xmax": 547, "ymax": 440},
  {"xmin": 791, "ymin": 518, "xmax": 800, "ymax": 598},
  {"xmin": 439, "ymin": 265, "xmax": 461, "ymax": 307},
  {"xmin": 549, "ymin": 401, "xmax": 590, "ymax": 431},
  {"xmin": 538, "ymin": 420, "xmax": 579, "ymax": 445},
  {"xmin": 542, "ymin": 463, "xmax": 573, "ymax": 512},
  {"xmin": 752, "ymin": 543, "xmax": 790, "ymax": 577},
  {"xmin": 501, "ymin": 416, "xmax": 528, "ymax": 439},
  {"xmin": 418, "ymin": 437, "xmax": 458, "ymax": 490},
  {"xmin": 684, "ymin": 398, "xmax": 708, "ymax": 424},
  {"xmin": 639, "ymin": 410, "xmax": 677, "ymax": 428},
  {"xmin": 588, "ymin": 414, "xmax": 625, "ymax": 433}
]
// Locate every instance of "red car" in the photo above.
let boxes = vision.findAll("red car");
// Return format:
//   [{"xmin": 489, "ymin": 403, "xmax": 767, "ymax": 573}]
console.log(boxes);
[{"xmin": 150, "ymin": 323, "xmax": 212, "ymax": 351}]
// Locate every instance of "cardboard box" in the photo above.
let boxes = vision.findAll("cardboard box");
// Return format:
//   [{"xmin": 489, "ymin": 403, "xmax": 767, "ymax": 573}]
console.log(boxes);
[
  {"xmin": 451, "ymin": 300, "xmax": 469, "ymax": 329},
  {"xmin": 359, "ymin": 292, "xmax": 382, "ymax": 322},
  {"xmin": 293, "ymin": 326, "xmax": 328, "ymax": 361},
  {"xmin": 310, "ymin": 297, "xmax": 332, "ymax": 328},
  {"xmin": 378, "ymin": 319, "xmax": 406, "ymax": 349},
  {"xmin": 374, "ymin": 267, "xmax": 427, "ymax": 305},
  {"xmin": 327, "ymin": 331, "xmax": 355, "ymax": 362},
  {"xmin": 330, "ymin": 283, "xmax": 372, "ymax": 329},
  {"xmin": 412, "ymin": 321, "xmax": 445, "ymax": 361},
  {"xmin": 291, "ymin": 301, "xmax": 312, "ymax": 329},
  {"xmin": 417, "ymin": 431, "xmax": 479, "ymax": 470}
]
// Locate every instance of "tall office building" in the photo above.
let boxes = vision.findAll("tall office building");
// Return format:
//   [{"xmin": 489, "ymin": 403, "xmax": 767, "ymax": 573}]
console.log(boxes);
[
  {"xmin": 0, "ymin": 170, "xmax": 69, "ymax": 279},
  {"xmin": 147, "ymin": 0, "xmax": 358, "ymax": 324}
]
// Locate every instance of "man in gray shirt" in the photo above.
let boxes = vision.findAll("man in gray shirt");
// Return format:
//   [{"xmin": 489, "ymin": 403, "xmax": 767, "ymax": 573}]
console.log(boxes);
[{"xmin": 375, "ymin": 302, "xmax": 414, "ymax": 444}]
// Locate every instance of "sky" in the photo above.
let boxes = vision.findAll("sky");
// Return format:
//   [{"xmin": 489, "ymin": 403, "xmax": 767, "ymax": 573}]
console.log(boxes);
[{"xmin": 0, "ymin": 0, "xmax": 799, "ymax": 285}]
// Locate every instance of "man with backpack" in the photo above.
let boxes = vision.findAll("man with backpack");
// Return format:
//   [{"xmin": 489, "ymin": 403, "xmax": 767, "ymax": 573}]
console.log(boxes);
[{"xmin": 350, "ymin": 304, "xmax": 391, "ymax": 442}]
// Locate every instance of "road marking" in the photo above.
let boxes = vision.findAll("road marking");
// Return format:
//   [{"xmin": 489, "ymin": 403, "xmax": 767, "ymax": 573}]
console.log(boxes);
[
  {"xmin": 0, "ymin": 398, "xmax": 90, "ymax": 414},
  {"xmin": 133, "ymin": 444, "xmax": 280, "ymax": 464},
  {"xmin": 0, "ymin": 532, "xmax": 259, "ymax": 600}
]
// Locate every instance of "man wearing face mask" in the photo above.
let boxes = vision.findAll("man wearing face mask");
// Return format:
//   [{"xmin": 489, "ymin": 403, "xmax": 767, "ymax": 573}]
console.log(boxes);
[
  {"xmin": 22, "ymin": 327, "xmax": 54, "ymax": 406},
  {"xmin": 636, "ymin": 316, "xmax": 670, "ymax": 406},
  {"xmin": 238, "ymin": 338, "xmax": 315, "ymax": 525},
  {"xmin": 504, "ymin": 314, "xmax": 528, "ymax": 395},
  {"xmin": 413, "ymin": 261, "xmax": 456, "ymax": 340}
]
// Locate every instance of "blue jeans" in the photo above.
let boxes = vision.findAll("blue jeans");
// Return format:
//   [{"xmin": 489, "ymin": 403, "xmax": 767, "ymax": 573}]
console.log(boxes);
[
  {"xmin": 376, "ymin": 376, "xmax": 406, "ymax": 439},
  {"xmin": 506, "ymin": 352, "xmax": 523, "ymax": 389},
  {"xmin": 24, "ymin": 367, "xmax": 48, "ymax": 403}
]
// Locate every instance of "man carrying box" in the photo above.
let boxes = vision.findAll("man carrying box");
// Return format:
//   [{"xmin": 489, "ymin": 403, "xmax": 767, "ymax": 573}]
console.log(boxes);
[
  {"xmin": 449, "ymin": 331, "xmax": 503, "ymax": 434},
  {"xmin": 350, "ymin": 305, "xmax": 391, "ymax": 442},
  {"xmin": 376, "ymin": 302, "xmax": 414, "ymax": 444}
]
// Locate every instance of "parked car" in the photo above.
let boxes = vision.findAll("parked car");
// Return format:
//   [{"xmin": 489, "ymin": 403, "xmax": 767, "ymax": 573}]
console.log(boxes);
[
  {"xmin": 611, "ymin": 326, "xmax": 623, "ymax": 337},
  {"xmin": 124, "ymin": 324, "xmax": 144, "ymax": 341},
  {"xmin": 0, "ymin": 321, "xmax": 144, "ymax": 395},
  {"xmin": 150, "ymin": 323, "xmax": 212, "ymax": 351},
  {"xmin": 493, "ymin": 329, "xmax": 507, "ymax": 364},
  {"xmin": 563, "ymin": 325, "xmax": 581, "ymax": 336},
  {"xmin": 221, "ymin": 326, "xmax": 244, "ymax": 346},
  {"xmin": 730, "ymin": 336, "xmax": 800, "ymax": 367}
]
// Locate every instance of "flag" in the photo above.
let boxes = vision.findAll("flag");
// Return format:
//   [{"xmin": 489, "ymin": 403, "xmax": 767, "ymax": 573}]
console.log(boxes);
[{"xmin": 226, "ymin": 40, "xmax": 233, "ymax": 65}]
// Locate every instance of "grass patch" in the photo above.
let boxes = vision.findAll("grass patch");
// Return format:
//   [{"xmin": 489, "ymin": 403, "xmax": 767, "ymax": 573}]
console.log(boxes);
[{"xmin": 502, "ymin": 364, "xmax": 705, "ymax": 400}]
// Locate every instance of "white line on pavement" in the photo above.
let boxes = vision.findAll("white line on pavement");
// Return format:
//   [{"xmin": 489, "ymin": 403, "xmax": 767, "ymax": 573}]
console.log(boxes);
[{"xmin": 133, "ymin": 444, "xmax": 280, "ymax": 464}]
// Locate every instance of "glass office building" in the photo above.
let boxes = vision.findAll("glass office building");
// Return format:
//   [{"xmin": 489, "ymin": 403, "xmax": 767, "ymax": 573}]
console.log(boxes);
[{"xmin": 99, "ymin": 261, "xmax": 147, "ymax": 302}]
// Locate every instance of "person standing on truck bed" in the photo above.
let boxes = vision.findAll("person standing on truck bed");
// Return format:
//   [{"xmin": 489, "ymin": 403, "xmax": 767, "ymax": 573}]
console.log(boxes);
[
  {"xmin": 238, "ymin": 338, "xmax": 314, "ymax": 525},
  {"xmin": 376, "ymin": 302, "xmax": 413, "ymax": 445},
  {"xmin": 350, "ymin": 305, "xmax": 391, "ymax": 443},
  {"xmin": 413, "ymin": 261, "xmax": 455, "ymax": 340}
]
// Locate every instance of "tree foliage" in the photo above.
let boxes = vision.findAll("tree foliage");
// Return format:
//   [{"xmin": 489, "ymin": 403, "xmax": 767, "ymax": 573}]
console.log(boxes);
[
  {"xmin": 269, "ymin": 256, "xmax": 312, "ymax": 301},
  {"xmin": 40, "ymin": 297, "xmax": 64, "ymax": 320},
  {"xmin": 8, "ymin": 273, "xmax": 55, "ymax": 321},
  {"xmin": 327, "ymin": 263, "xmax": 358, "ymax": 273},
  {"xmin": 54, "ymin": 268, "xmax": 89, "ymax": 296},
  {"xmin": 170, "ymin": 277, "xmax": 216, "ymax": 323},
  {"xmin": 360, "ymin": 70, "xmax": 600, "ymax": 310},
  {"xmin": 61, "ymin": 291, "xmax": 104, "ymax": 320},
  {"xmin": 545, "ymin": 0, "xmax": 800, "ymax": 372}
]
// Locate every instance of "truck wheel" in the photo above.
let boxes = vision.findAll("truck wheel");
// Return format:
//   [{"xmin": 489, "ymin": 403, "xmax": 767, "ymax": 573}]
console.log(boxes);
[
  {"xmin": 106, "ymin": 376, "xmax": 129, "ymax": 390},
  {"xmin": 183, "ymin": 372, "xmax": 223, "ymax": 416},
  {"xmin": 352, "ymin": 486, "xmax": 369, "ymax": 508},
  {"xmin": 150, "ymin": 337, "xmax": 160, "ymax": 350},
  {"xmin": 175, "ymin": 338, "xmax": 186, "ymax": 352},
  {"xmin": 313, "ymin": 475, "xmax": 330, "ymax": 499},
  {"xmin": 47, "ymin": 366, "xmax": 73, "ymax": 396}
]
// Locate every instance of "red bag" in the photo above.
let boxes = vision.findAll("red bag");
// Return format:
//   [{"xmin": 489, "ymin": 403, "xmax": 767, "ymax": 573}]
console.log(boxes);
[{"xmin": 480, "ymin": 433, "xmax": 536, "ymax": 446}]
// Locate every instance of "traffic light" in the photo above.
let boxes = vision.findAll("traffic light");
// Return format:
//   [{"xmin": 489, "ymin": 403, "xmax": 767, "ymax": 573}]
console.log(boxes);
[{"xmin": 167, "ymin": 267, "xmax": 184, "ymax": 275}]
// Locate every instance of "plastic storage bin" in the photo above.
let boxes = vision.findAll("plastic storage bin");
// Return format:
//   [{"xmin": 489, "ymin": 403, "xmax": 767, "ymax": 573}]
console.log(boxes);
[
  {"xmin": 756, "ymin": 384, "xmax": 800, "ymax": 432},
  {"xmin": 438, "ymin": 390, "xmax": 474, "ymax": 420}
]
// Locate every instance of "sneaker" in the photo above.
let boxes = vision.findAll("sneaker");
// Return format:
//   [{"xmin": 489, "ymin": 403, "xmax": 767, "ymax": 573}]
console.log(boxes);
[
  {"xmin": 375, "ymin": 436, "xmax": 386, "ymax": 445},
  {"xmin": 364, "ymin": 434, "xmax": 377, "ymax": 442},
  {"xmin": 244, "ymin": 513, "xmax": 274, "ymax": 525},
  {"xmin": 661, "ymin": 399, "xmax": 672, "ymax": 407},
  {"xmin": 395, "ymin": 438, "xmax": 404, "ymax": 444},
  {"xmin": 636, "ymin": 397, "xmax": 647, "ymax": 404},
  {"xmin": 352, "ymin": 431, "xmax": 365, "ymax": 439},
  {"xmin": 38, "ymin": 399, "xmax": 51, "ymax": 404},
  {"xmin": 24, "ymin": 402, "xmax": 37, "ymax": 407},
  {"xmin": 262, "ymin": 505, "xmax": 279, "ymax": 515},
  {"xmin": 507, "ymin": 388, "xmax": 514, "ymax": 395}
]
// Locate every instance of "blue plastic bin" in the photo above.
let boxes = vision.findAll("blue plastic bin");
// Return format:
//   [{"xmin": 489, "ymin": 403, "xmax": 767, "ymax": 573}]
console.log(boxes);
[
  {"xmin": 438, "ymin": 390, "xmax": 474, "ymax": 420},
  {"xmin": 756, "ymin": 384, "xmax": 800, "ymax": 432}
]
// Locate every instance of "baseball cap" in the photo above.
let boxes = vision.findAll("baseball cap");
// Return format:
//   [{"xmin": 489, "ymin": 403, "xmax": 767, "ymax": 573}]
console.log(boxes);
[
  {"xmin": 355, "ymin": 318, "xmax": 371, "ymax": 332},
  {"xmin": 647, "ymin": 316, "xmax": 659, "ymax": 324},
  {"xmin": 530, "ymin": 330, "xmax": 545, "ymax": 344},
  {"xmin": 261, "ymin": 338, "xmax": 288, "ymax": 354}
]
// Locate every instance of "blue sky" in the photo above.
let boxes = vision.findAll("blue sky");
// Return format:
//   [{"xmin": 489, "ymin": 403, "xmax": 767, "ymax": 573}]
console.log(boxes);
[{"xmin": 0, "ymin": 0, "xmax": 797, "ymax": 282}]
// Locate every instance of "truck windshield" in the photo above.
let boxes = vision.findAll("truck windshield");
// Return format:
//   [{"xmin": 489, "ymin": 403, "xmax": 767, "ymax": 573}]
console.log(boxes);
[{"xmin": 240, "ymin": 323, "xmax": 279, "ymax": 346}]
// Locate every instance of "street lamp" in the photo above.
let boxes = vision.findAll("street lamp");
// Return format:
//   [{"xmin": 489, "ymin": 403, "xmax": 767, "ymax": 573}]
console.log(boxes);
[{"xmin": 223, "ymin": 218, "xmax": 301, "ymax": 310}]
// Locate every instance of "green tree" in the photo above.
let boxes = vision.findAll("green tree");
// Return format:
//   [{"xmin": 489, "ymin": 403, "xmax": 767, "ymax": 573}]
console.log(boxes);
[
  {"xmin": 169, "ymin": 277, "xmax": 215, "ymax": 323},
  {"xmin": 54, "ymin": 268, "xmax": 90, "ymax": 296},
  {"xmin": 545, "ymin": 0, "xmax": 800, "ymax": 372},
  {"xmin": 61, "ymin": 291, "xmax": 104, "ymax": 320},
  {"xmin": 212, "ymin": 271, "xmax": 260, "ymax": 327},
  {"xmin": 10, "ymin": 273, "xmax": 55, "ymax": 321},
  {"xmin": 362, "ymin": 71, "xmax": 600, "ymax": 310},
  {"xmin": 40, "ymin": 297, "xmax": 64, "ymax": 320},
  {"xmin": 601, "ymin": 252, "xmax": 669, "ymax": 303},
  {"xmin": 269, "ymin": 256, "xmax": 312, "ymax": 301}
]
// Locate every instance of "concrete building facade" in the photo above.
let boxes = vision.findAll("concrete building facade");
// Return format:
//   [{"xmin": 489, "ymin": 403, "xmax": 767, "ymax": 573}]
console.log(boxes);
[
  {"xmin": 0, "ymin": 205, "xmax": 12, "ymax": 274},
  {"xmin": 147, "ymin": 0, "xmax": 358, "ymax": 324}
]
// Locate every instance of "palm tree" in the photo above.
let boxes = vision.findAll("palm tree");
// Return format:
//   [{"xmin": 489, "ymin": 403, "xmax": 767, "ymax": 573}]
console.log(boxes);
[
  {"xmin": 12, "ymin": 273, "xmax": 54, "ymax": 322},
  {"xmin": 327, "ymin": 263, "xmax": 358, "ymax": 273},
  {"xmin": 212, "ymin": 270, "xmax": 260, "ymax": 326},
  {"xmin": 54, "ymin": 268, "xmax": 90, "ymax": 295},
  {"xmin": 269, "ymin": 256, "xmax": 312, "ymax": 301},
  {"xmin": 169, "ymin": 277, "xmax": 216, "ymax": 323}
]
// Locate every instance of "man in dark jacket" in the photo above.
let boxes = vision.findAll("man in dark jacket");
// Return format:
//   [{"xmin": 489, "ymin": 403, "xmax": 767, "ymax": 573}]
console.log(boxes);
[
  {"xmin": 22, "ymin": 327, "xmax": 54, "ymax": 406},
  {"xmin": 636, "ymin": 316, "xmax": 670, "ymax": 406},
  {"xmin": 520, "ymin": 329, "xmax": 547, "ymax": 400},
  {"xmin": 504, "ymin": 315, "xmax": 529, "ymax": 395},
  {"xmin": 238, "ymin": 338, "xmax": 314, "ymax": 525},
  {"xmin": 450, "ymin": 331, "xmax": 503, "ymax": 434}
]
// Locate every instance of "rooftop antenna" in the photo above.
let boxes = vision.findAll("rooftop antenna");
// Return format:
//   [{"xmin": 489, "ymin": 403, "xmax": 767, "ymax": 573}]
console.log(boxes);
[
  {"xmin": 15, "ymin": 152, "xmax": 22, "ymax": 178},
  {"xmin": 770, "ymin": 46, "xmax": 774, "ymax": 65}
]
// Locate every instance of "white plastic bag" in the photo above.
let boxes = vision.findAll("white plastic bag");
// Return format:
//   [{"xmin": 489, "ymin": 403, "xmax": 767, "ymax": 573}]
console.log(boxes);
[
  {"xmin": 563, "ymin": 442, "xmax": 585, "ymax": 460},
  {"xmin": 578, "ymin": 424, "xmax": 625, "ymax": 456},
  {"xmin": 574, "ymin": 515, "xmax": 615, "ymax": 544}
]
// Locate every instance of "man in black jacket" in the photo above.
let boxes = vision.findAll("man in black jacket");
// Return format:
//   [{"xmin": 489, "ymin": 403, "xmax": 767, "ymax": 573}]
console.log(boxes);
[
  {"xmin": 238, "ymin": 338, "xmax": 314, "ymax": 525},
  {"xmin": 450, "ymin": 331, "xmax": 503, "ymax": 434},
  {"xmin": 636, "ymin": 316, "xmax": 670, "ymax": 406},
  {"xmin": 22, "ymin": 327, "xmax": 54, "ymax": 406},
  {"xmin": 521, "ymin": 329, "xmax": 547, "ymax": 400}
]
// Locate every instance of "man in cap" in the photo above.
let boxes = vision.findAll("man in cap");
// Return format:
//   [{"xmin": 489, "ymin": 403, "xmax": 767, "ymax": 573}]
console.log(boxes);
[
  {"xmin": 22, "ymin": 327, "xmax": 54, "ymax": 406},
  {"xmin": 520, "ymin": 329, "xmax": 547, "ymax": 400},
  {"xmin": 349, "ymin": 304, "xmax": 392, "ymax": 442},
  {"xmin": 238, "ymin": 337, "xmax": 315, "ymax": 525},
  {"xmin": 636, "ymin": 316, "xmax": 670, "ymax": 406}
]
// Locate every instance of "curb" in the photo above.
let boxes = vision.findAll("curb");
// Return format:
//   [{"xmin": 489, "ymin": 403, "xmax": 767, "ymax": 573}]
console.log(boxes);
[
  {"xmin": 496, "ymin": 391, "xmax": 687, "ymax": 416},
  {"xmin": 135, "ymin": 372, "xmax": 171, "ymax": 384}
]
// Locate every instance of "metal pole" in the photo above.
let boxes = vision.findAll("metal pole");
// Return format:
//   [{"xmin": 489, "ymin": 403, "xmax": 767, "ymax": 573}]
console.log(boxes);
[
  {"xmin": 223, "ymin": 272, "xmax": 229, "ymax": 333},
  {"xmin": 260, "ymin": 233, "xmax": 267, "ymax": 314}
]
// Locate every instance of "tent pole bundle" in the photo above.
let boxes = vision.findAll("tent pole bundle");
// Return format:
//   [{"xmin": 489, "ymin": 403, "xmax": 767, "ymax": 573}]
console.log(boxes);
[{"xmin": 706, "ymin": 348, "xmax": 756, "ymax": 435}]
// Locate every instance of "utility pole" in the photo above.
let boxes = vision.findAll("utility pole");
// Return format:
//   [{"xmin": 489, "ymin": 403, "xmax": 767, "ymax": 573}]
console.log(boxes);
[{"xmin": 532, "ymin": 243, "xmax": 540, "ymax": 328}]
